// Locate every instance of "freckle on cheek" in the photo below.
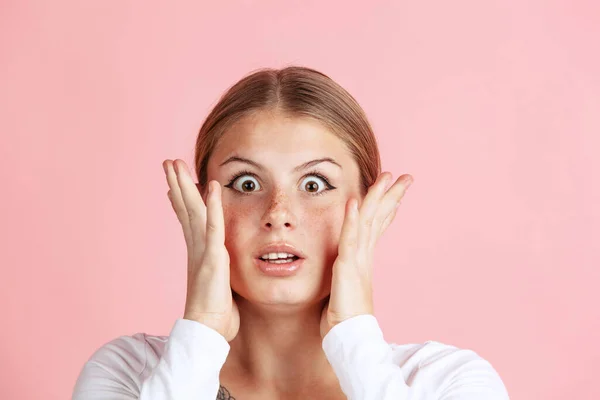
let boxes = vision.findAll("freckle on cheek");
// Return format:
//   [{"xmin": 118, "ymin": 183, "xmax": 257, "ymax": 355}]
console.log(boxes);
[
  {"xmin": 224, "ymin": 208, "xmax": 242, "ymax": 229},
  {"xmin": 223, "ymin": 205, "xmax": 258, "ymax": 234},
  {"xmin": 306, "ymin": 205, "xmax": 339, "ymax": 230}
]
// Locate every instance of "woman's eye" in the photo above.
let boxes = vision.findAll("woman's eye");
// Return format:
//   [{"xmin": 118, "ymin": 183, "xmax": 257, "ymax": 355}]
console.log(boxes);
[
  {"xmin": 300, "ymin": 176, "xmax": 328, "ymax": 194},
  {"xmin": 233, "ymin": 176, "xmax": 261, "ymax": 193}
]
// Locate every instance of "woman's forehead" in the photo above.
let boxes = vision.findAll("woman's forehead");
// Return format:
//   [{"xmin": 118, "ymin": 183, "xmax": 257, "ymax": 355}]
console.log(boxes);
[
  {"xmin": 213, "ymin": 114, "xmax": 351, "ymax": 165},
  {"xmin": 225, "ymin": 113, "xmax": 338, "ymax": 145}
]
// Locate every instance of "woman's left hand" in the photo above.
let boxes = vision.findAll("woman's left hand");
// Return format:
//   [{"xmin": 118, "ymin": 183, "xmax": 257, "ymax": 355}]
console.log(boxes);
[{"xmin": 320, "ymin": 172, "xmax": 414, "ymax": 338}]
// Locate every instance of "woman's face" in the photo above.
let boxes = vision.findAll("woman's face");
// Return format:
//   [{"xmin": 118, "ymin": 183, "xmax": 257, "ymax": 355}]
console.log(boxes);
[{"xmin": 205, "ymin": 111, "xmax": 363, "ymax": 309}]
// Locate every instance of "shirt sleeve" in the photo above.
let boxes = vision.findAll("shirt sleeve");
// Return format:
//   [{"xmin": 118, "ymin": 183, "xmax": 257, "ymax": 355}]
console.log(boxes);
[
  {"xmin": 321, "ymin": 314, "xmax": 510, "ymax": 400},
  {"xmin": 72, "ymin": 318, "xmax": 230, "ymax": 400}
]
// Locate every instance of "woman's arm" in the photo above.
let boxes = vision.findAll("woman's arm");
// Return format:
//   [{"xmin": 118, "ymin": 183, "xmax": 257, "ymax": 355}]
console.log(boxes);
[
  {"xmin": 322, "ymin": 315, "xmax": 510, "ymax": 400},
  {"xmin": 72, "ymin": 318, "xmax": 230, "ymax": 400}
]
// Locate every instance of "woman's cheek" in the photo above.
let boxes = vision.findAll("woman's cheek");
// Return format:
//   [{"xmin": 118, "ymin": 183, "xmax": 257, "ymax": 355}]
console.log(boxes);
[
  {"xmin": 222, "ymin": 204, "xmax": 243, "ymax": 246},
  {"xmin": 222, "ymin": 202, "xmax": 257, "ymax": 248},
  {"xmin": 308, "ymin": 201, "xmax": 346, "ymax": 250}
]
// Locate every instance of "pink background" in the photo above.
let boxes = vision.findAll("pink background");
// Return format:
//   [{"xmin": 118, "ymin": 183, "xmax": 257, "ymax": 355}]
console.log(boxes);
[{"xmin": 1, "ymin": 1, "xmax": 598, "ymax": 399}]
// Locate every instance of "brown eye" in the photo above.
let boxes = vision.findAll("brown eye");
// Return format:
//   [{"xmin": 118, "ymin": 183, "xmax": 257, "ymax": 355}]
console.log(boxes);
[
  {"xmin": 233, "ymin": 176, "xmax": 260, "ymax": 193},
  {"xmin": 242, "ymin": 180, "xmax": 256, "ymax": 192},
  {"xmin": 300, "ymin": 176, "xmax": 327, "ymax": 194},
  {"xmin": 305, "ymin": 181, "xmax": 318, "ymax": 192}
]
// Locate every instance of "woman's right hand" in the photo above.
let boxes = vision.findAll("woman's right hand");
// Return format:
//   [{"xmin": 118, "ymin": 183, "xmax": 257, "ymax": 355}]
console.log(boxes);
[{"xmin": 163, "ymin": 159, "xmax": 240, "ymax": 342}]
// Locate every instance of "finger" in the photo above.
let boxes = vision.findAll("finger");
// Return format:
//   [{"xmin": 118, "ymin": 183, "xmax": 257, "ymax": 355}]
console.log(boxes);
[
  {"xmin": 337, "ymin": 197, "xmax": 360, "ymax": 266},
  {"xmin": 370, "ymin": 175, "xmax": 413, "ymax": 250},
  {"xmin": 204, "ymin": 180, "xmax": 226, "ymax": 264},
  {"xmin": 358, "ymin": 172, "xmax": 393, "ymax": 253},
  {"xmin": 378, "ymin": 205, "xmax": 398, "ymax": 238},
  {"xmin": 173, "ymin": 159, "xmax": 207, "ymax": 256},
  {"xmin": 163, "ymin": 160, "xmax": 194, "ymax": 248}
]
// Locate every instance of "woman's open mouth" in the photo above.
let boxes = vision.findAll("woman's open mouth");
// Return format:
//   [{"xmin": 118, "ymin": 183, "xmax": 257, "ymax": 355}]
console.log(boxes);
[
  {"xmin": 254, "ymin": 256, "xmax": 304, "ymax": 276},
  {"xmin": 259, "ymin": 255, "xmax": 300, "ymax": 264}
]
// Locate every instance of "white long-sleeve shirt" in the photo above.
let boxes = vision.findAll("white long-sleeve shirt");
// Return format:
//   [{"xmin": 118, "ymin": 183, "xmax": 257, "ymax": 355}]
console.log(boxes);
[{"xmin": 72, "ymin": 315, "xmax": 510, "ymax": 400}]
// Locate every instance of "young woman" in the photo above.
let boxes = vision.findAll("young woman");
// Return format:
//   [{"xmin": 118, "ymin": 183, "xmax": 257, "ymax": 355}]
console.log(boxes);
[{"xmin": 72, "ymin": 66, "xmax": 509, "ymax": 400}]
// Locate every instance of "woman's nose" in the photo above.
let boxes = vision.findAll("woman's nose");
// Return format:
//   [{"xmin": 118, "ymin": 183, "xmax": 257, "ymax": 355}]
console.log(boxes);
[{"xmin": 261, "ymin": 193, "xmax": 297, "ymax": 230}]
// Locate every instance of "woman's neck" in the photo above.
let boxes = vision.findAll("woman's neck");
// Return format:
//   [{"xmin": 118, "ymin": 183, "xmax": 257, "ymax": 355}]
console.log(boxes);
[{"xmin": 223, "ymin": 294, "xmax": 336, "ymax": 391}]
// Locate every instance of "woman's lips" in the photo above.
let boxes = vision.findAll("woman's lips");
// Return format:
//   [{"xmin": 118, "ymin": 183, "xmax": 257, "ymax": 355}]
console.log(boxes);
[{"xmin": 254, "ymin": 257, "xmax": 305, "ymax": 277}]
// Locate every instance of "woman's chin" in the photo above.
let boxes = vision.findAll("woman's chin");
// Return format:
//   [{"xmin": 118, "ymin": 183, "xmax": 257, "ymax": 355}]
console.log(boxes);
[
  {"xmin": 230, "ymin": 262, "xmax": 332, "ymax": 312},
  {"xmin": 233, "ymin": 282, "xmax": 329, "ymax": 312}
]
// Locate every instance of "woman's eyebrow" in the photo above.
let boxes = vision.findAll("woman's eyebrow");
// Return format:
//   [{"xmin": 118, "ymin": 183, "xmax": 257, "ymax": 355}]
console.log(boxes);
[{"xmin": 219, "ymin": 156, "xmax": 342, "ymax": 172}]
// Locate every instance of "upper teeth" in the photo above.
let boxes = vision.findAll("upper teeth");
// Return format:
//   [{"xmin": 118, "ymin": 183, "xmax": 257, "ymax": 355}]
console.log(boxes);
[{"xmin": 260, "ymin": 252, "xmax": 297, "ymax": 260}]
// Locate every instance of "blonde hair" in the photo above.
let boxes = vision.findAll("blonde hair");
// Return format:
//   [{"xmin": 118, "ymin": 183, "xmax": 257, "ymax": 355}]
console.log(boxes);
[{"xmin": 194, "ymin": 66, "xmax": 381, "ymax": 196}]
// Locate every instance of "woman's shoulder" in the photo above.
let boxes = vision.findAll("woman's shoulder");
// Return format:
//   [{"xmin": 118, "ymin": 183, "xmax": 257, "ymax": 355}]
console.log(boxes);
[
  {"xmin": 73, "ymin": 318, "xmax": 228, "ymax": 398},
  {"xmin": 72, "ymin": 330, "xmax": 166, "ymax": 394},
  {"xmin": 79, "ymin": 318, "xmax": 221, "ymax": 372},
  {"xmin": 388, "ymin": 340, "xmax": 507, "ymax": 392},
  {"xmin": 92, "ymin": 330, "xmax": 169, "ymax": 372},
  {"xmin": 388, "ymin": 339, "xmax": 482, "ymax": 367}
]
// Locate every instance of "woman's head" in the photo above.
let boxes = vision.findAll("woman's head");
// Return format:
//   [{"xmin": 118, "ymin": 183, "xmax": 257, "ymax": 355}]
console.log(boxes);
[{"xmin": 194, "ymin": 66, "xmax": 381, "ymax": 310}]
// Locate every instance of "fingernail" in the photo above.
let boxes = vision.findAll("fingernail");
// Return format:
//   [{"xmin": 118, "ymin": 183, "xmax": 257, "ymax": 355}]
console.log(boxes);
[
  {"xmin": 208, "ymin": 181, "xmax": 213, "ymax": 194},
  {"xmin": 404, "ymin": 177, "xmax": 413, "ymax": 188}
]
